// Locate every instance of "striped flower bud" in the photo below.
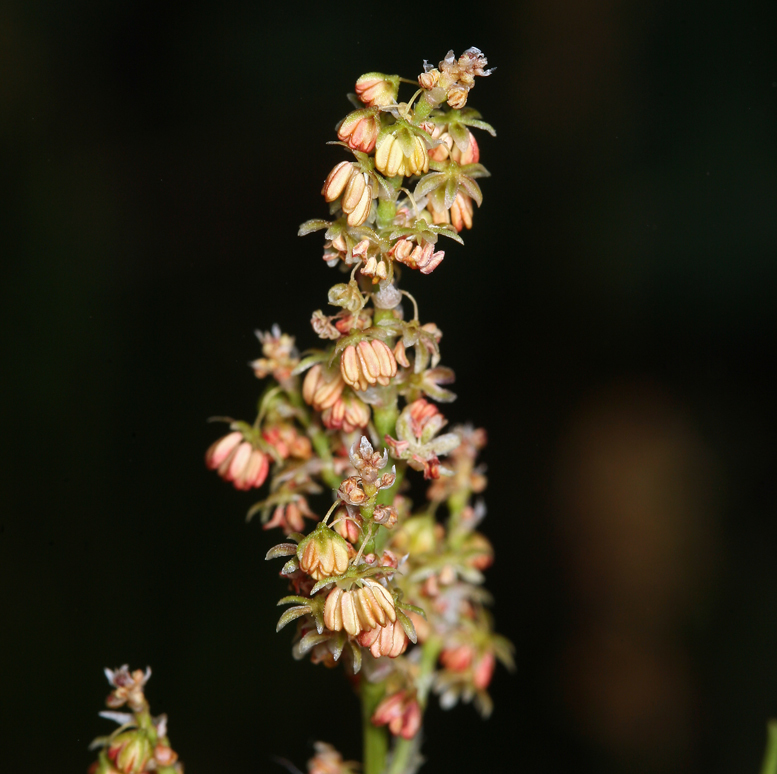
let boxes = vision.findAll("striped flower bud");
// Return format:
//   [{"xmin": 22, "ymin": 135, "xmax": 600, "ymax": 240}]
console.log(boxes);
[
  {"xmin": 337, "ymin": 108, "xmax": 380, "ymax": 153},
  {"xmin": 302, "ymin": 364, "xmax": 346, "ymax": 411},
  {"xmin": 206, "ymin": 432, "xmax": 270, "ymax": 491},
  {"xmin": 450, "ymin": 130, "xmax": 480, "ymax": 165},
  {"xmin": 340, "ymin": 339, "xmax": 397, "ymax": 392},
  {"xmin": 450, "ymin": 191, "xmax": 474, "ymax": 232},
  {"xmin": 323, "ymin": 580, "xmax": 396, "ymax": 637},
  {"xmin": 321, "ymin": 392, "xmax": 371, "ymax": 433},
  {"xmin": 107, "ymin": 730, "xmax": 152, "ymax": 774},
  {"xmin": 355, "ymin": 72, "xmax": 399, "ymax": 107},
  {"xmin": 297, "ymin": 524, "xmax": 350, "ymax": 580},
  {"xmin": 322, "ymin": 162, "xmax": 374, "ymax": 227},
  {"xmin": 375, "ymin": 131, "xmax": 429, "ymax": 178},
  {"xmin": 357, "ymin": 618, "xmax": 409, "ymax": 658}
]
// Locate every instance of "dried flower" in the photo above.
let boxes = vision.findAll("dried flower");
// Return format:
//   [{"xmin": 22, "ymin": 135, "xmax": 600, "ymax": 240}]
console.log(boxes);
[
  {"xmin": 104, "ymin": 666, "xmax": 151, "ymax": 713},
  {"xmin": 308, "ymin": 742, "xmax": 360, "ymax": 774},
  {"xmin": 251, "ymin": 326, "xmax": 299, "ymax": 384}
]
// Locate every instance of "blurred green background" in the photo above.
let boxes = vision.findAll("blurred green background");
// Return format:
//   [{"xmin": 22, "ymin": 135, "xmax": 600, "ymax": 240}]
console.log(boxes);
[{"xmin": 2, "ymin": 1, "xmax": 777, "ymax": 772}]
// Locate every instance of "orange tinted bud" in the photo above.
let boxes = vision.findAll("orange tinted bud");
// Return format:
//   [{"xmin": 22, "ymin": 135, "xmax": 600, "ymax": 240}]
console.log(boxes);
[
  {"xmin": 338, "ymin": 109, "xmax": 380, "ymax": 153},
  {"xmin": 428, "ymin": 132, "xmax": 453, "ymax": 162},
  {"xmin": 450, "ymin": 131, "xmax": 480, "ymax": 165},
  {"xmin": 375, "ymin": 132, "xmax": 429, "ymax": 178},
  {"xmin": 108, "ymin": 730, "xmax": 152, "ymax": 774},
  {"xmin": 154, "ymin": 744, "xmax": 178, "ymax": 766},
  {"xmin": 425, "ymin": 193, "xmax": 450, "ymax": 226},
  {"xmin": 322, "ymin": 161, "xmax": 354, "ymax": 202},
  {"xmin": 473, "ymin": 651, "xmax": 496, "ymax": 690},
  {"xmin": 297, "ymin": 524, "xmax": 350, "ymax": 580},
  {"xmin": 342, "ymin": 171, "xmax": 373, "ymax": 227},
  {"xmin": 205, "ymin": 431, "xmax": 242, "ymax": 469},
  {"xmin": 357, "ymin": 618, "xmax": 409, "ymax": 658},
  {"xmin": 322, "ymin": 392, "xmax": 371, "ymax": 433},
  {"xmin": 333, "ymin": 507, "xmax": 362, "ymax": 542},
  {"xmin": 339, "ymin": 339, "xmax": 397, "ymax": 391},
  {"xmin": 440, "ymin": 644, "xmax": 475, "ymax": 672},
  {"xmin": 303, "ymin": 364, "xmax": 346, "ymax": 410},
  {"xmin": 207, "ymin": 433, "xmax": 269, "ymax": 491},
  {"xmin": 371, "ymin": 691, "xmax": 421, "ymax": 739},
  {"xmin": 450, "ymin": 191, "xmax": 474, "ymax": 232},
  {"xmin": 323, "ymin": 581, "xmax": 396, "ymax": 637},
  {"xmin": 355, "ymin": 72, "xmax": 398, "ymax": 107}
]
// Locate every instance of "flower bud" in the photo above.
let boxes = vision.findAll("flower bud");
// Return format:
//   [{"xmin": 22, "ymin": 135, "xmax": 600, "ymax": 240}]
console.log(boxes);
[
  {"xmin": 333, "ymin": 506, "xmax": 362, "ymax": 542},
  {"xmin": 450, "ymin": 191, "xmax": 474, "ymax": 232},
  {"xmin": 206, "ymin": 433, "xmax": 269, "ymax": 491},
  {"xmin": 303, "ymin": 363, "xmax": 346, "ymax": 410},
  {"xmin": 297, "ymin": 524, "xmax": 350, "ymax": 580},
  {"xmin": 322, "ymin": 161, "xmax": 354, "ymax": 202},
  {"xmin": 321, "ymin": 392, "xmax": 371, "ymax": 433},
  {"xmin": 357, "ymin": 618, "xmax": 409, "ymax": 658},
  {"xmin": 337, "ymin": 108, "xmax": 381, "ymax": 153},
  {"xmin": 450, "ymin": 130, "xmax": 480, "ymax": 165},
  {"xmin": 107, "ymin": 730, "xmax": 152, "ymax": 774},
  {"xmin": 340, "ymin": 339, "xmax": 397, "ymax": 392},
  {"xmin": 472, "ymin": 651, "xmax": 496, "ymax": 690},
  {"xmin": 375, "ymin": 131, "xmax": 429, "ymax": 178},
  {"xmin": 428, "ymin": 131, "xmax": 454, "ymax": 162},
  {"xmin": 323, "ymin": 580, "xmax": 396, "ymax": 636},
  {"xmin": 371, "ymin": 691, "xmax": 421, "ymax": 739},
  {"xmin": 355, "ymin": 72, "xmax": 399, "ymax": 107}
]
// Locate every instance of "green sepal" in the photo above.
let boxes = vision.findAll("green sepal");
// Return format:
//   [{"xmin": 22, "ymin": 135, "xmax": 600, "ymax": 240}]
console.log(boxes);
[
  {"xmin": 298, "ymin": 219, "xmax": 331, "ymax": 236},
  {"xmin": 265, "ymin": 543, "xmax": 298, "ymax": 561},
  {"xmin": 276, "ymin": 605, "xmax": 311, "ymax": 632}
]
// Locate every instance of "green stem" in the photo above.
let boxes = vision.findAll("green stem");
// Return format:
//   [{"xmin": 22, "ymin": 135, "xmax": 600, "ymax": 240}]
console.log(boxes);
[
  {"xmin": 362, "ymin": 678, "xmax": 389, "ymax": 774},
  {"xmin": 310, "ymin": 427, "xmax": 340, "ymax": 489},
  {"xmin": 761, "ymin": 721, "xmax": 777, "ymax": 774},
  {"xmin": 413, "ymin": 97, "xmax": 434, "ymax": 123},
  {"xmin": 373, "ymin": 404, "xmax": 399, "ymax": 443}
]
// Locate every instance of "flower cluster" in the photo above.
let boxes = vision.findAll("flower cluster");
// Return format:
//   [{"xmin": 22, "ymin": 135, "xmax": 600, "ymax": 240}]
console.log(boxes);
[
  {"xmin": 88, "ymin": 667, "xmax": 182, "ymax": 774},
  {"xmin": 206, "ymin": 49, "xmax": 511, "ymax": 774}
]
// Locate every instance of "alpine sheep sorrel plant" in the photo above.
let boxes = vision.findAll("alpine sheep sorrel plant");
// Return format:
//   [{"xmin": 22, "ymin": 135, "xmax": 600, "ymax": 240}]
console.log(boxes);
[{"xmin": 205, "ymin": 48, "xmax": 513, "ymax": 774}]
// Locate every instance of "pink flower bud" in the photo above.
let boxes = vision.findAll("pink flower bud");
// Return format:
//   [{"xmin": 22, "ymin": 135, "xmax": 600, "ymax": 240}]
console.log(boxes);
[
  {"xmin": 450, "ymin": 130, "xmax": 480, "ymax": 165},
  {"xmin": 355, "ymin": 72, "xmax": 399, "ymax": 107},
  {"xmin": 207, "ymin": 435, "xmax": 269, "ymax": 491},
  {"xmin": 371, "ymin": 691, "xmax": 421, "ymax": 739},
  {"xmin": 358, "ymin": 618, "xmax": 409, "ymax": 658},
  {"xmin": 337, "ymin": 109, "xmax": 380, "ymax": 153},
  {"xmin": 297, "ymin": 524, "xmax": 350, "ymax": 580},
  {"xmin": 340, "ymin": 339, "xmax": 397, "ymax": 392},
  {"xmin": 472, "ymin": 651, "xmax": 496, "ymax": 690},
  {"xmin": 450, "ymin": 191, "xmax": 474, "ymax": 232}
]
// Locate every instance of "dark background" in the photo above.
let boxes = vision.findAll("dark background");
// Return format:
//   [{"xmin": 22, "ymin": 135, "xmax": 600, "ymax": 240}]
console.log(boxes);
[{"xmin": 2, "ymin": 1, "xmax": 777, "ymax": 772}]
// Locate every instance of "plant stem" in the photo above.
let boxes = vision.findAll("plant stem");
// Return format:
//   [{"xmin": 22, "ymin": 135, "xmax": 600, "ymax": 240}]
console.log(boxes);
[
  {"xmin": 362, "ymin": 678, "xmax": 388, "ymax": 774},
  {"xmin": 761, "ymin": 721, "xmax": 777, "ymax": 774}
]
